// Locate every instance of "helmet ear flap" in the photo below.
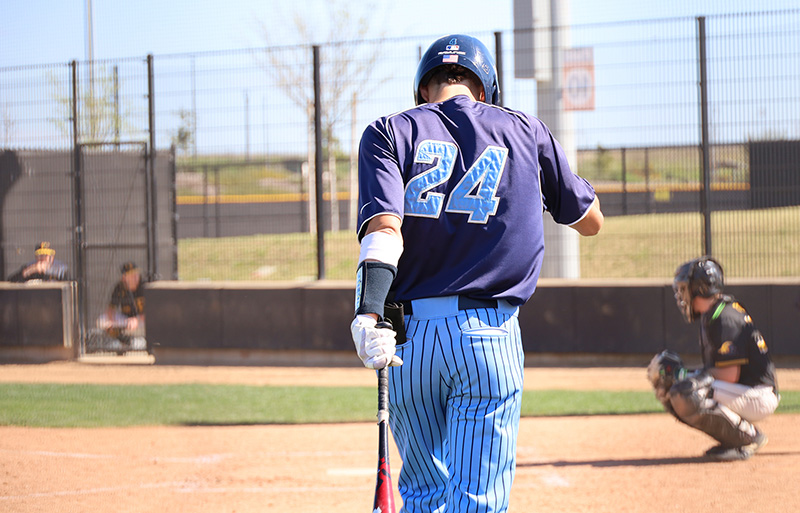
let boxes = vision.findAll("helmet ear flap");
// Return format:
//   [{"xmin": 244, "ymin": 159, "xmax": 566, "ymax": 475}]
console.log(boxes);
[
  {"xmin": 691, "ymin": 256, "xmax": 724, "ymax": 298},
  {"xmin": 673, "ymin": 279, "xmax": 695, "ymax": 323}
]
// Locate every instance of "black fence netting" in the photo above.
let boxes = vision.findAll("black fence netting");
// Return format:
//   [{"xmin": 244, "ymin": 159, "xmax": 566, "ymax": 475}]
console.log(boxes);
[{"xmin": 2, "ymin": 10, "xmax": 799, "ymax": 293}]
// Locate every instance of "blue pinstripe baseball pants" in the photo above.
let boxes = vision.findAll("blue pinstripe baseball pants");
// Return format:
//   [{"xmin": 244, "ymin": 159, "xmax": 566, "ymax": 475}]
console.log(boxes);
[{"xmin": 387, "ymin": 296, "xmax": 524, "ymax": 513}]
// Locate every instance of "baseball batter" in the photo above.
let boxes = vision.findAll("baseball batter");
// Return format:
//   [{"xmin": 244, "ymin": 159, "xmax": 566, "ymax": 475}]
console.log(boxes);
[
  {"xmin": 351, "ymin": 34, "xmax": 603, "ymax": 512},
  {"xmin": 648, "ymin": 257, "xmax": 780, "ymax": 461}
]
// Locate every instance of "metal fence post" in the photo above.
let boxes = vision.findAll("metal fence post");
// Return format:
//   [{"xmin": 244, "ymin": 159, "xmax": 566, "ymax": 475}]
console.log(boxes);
[
  {"xmin": 698, "ymin": 16, "xmax": 712, "ymax": 256},
  {"xmin": 70, "ymin": 60, "xmax": 87, "ymax": 357},
  {"xmin": 621, "ymin": 147, "xmax": 628, "ymax": 216},
  {"xmin": 214, "ymin": 167, "xmax": 221, "ymax": 238},
  {"xmin": 201, "ymin": 165, "xmax": 208, "ymax": 238},
  {"xmin": 70, "ymin": 60, "xmax": 86, "ymax": 355},
  {"xmin": 644, "ymin": 147, "xmax": 652, "ymax": 214},
  {"xmin": 169, "ymin": 145, "xmax": 178, "ymax": 279},
  {"xmin": 147, "ymin": 54, "xmax": 158, "ymax": 278},
  {"xmin": 313, "ymin": 45, "xmax": 325, "ymax": 280}
]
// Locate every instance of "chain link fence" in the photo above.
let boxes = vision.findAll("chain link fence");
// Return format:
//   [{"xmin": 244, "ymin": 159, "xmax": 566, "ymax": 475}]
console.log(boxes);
[
  {"xmin": 2, "ymin": 11, "xmax": 799, "ymax": 286},
  {"xmin": 0, "ymin": 57, "xmax": 174, "ymax": 353}
]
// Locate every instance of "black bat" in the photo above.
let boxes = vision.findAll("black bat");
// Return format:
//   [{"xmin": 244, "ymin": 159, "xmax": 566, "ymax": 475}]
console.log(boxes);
[{"xmin": 373, "ymin": 321, "xmax": 396, "ymax": 513}]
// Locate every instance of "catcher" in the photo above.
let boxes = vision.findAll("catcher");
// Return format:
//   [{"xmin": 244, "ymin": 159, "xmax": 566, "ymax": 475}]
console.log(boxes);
[{"xmin": 647, "ymin": 256, "xmax": 780, "ymax": 461}]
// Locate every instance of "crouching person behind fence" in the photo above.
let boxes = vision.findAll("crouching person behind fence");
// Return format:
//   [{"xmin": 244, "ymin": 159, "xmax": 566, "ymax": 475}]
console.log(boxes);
[
  {"xmin": 647, "ymin": 256, "xmax": 780, "ymax": 461},
  {"xmin": 96, "ymin": 262, "xmax": 147, "ymax": 351}
]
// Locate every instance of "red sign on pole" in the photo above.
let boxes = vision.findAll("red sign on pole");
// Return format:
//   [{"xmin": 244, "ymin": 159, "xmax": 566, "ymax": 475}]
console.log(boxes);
[{"xmin": 563, "ymin": 47, "xmax": 595, "ymax": 111}]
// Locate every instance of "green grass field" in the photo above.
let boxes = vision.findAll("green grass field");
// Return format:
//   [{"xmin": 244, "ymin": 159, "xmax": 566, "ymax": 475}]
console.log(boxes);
[
  {"xmin": 177, "ymin": 206, "xmax": 800, "ymax": 281},
  {"xmin": 1, "ymin": 384, "xmax": 798, "ymax": 428}
]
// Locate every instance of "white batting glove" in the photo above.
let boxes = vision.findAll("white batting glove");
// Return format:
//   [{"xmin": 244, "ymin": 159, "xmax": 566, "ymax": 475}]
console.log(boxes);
[{"xmin": 351, "ymin": 314, "xmax": 403, "ymax": 369}]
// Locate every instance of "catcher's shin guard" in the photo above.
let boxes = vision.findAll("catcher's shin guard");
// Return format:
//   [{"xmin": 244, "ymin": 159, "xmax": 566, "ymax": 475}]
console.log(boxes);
[{"xmin": 668, "ymin": 372, "xmax": 759, "ymax": 448}]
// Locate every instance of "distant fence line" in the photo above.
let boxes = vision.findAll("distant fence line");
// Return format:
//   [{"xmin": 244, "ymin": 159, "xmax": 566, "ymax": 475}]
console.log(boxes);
[
  {"xmin": 1, "ymin": 10, "xmax": 800, "ymax": 283},
  {"xmin": 171, "ymin": 139, "xmax": 791, "ymax": 239}
]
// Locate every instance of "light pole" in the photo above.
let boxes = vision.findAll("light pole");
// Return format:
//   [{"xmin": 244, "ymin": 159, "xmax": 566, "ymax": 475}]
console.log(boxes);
[{"xmin": 514, "ymin": 0, "xmax": 580, "ymax": 278}]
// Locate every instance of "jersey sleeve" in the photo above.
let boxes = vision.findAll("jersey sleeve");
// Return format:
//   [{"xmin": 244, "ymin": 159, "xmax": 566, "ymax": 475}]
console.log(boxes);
[
  {"xmin": 533, "ymin": 117, "xmax": 596, "ymax": 225},
  {"xmin": 47, "ymin": 261, "xmax": 69, "ymax": 281},
  {"xmin": 356, "ymin": 120, "xmax": 406, "ymax": 240},
  {"xmin": 7, "ymin": 265, "xmax": 25, "ymax": 282}
]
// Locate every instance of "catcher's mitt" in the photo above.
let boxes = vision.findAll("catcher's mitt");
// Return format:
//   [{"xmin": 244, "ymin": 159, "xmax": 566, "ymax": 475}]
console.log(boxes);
[{"xmin": 647, "ymin": 350, "xmax": 688, "ymax": 403}]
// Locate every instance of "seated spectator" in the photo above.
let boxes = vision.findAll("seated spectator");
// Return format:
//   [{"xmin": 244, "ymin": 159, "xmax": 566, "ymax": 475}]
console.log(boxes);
[{"xmin": 8, "ymin": 242, "xmax": 69, "ymax": 282}]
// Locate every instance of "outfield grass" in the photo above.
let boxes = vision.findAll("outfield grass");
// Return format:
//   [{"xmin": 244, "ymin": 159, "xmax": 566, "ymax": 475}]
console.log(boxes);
[
  {"xmin": 177, "ymin": 206, "xmax": 800, "ymax": 281},
  {"xmin": 1, "ymin": 384, "xmax": 798, "ymax": 428}
]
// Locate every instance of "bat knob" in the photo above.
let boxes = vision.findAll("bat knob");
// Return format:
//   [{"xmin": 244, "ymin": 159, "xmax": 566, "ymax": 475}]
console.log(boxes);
[{"xmin": 376, "ymin": 320, "xmax": 393, "ymax": 330}]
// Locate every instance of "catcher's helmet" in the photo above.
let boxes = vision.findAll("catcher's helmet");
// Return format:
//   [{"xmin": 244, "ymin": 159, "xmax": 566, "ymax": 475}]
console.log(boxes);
[
  {"xmin": 673, "ymin": 256, "xmax": 725, "ymax": 322},
  {"xmin": 413, "ymin": 34, "xmax": 500, "ymax": 106}
]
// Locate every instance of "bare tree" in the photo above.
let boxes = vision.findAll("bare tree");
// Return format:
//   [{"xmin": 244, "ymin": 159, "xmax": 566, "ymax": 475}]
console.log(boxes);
[
  {"xmin": 1, "ymin": 102, "xmax": 15, "ymax": 147},
  {"xmin": 255, "ymin": 1, "xmax": 390, "ymax": 232},
  {"xmin": 171, "ymin": 108, "xmax": 196, "ymax": 156},
  {"xmin": 50, "ymin": 63, "xmax": 134, "ymax": 145}
]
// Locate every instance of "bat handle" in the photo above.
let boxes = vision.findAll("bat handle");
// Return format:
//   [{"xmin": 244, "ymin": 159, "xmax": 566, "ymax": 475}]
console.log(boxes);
[
  {"xmin": 375, "ymin": 319, "xmax": 393, "ymax": 330},
  {"xmin": 377, "ymin": 366, "xmax": 389, "ymax": 416},
  {"xmin": 375, "ymin": 319, "xmax": 393, "ymax": 421},
  {"xmin": 374, "ymin": 319, "xmax": 396, "ymax": 513}
]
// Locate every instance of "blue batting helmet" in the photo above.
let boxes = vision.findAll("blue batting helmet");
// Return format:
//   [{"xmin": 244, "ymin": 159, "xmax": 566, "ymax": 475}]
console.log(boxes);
[{"xmin": 414, "ymin": 34, "xmax": 500, "ymax": 106}]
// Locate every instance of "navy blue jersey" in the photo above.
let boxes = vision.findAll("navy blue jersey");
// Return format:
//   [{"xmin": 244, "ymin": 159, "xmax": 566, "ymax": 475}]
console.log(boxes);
[
  {"xmin": 357, "ymin": 95, "xmax": 596, "ymax": 306},
  {"xmin": 7, "ymin": 259, "xmax": 69, "ymax": 282}
]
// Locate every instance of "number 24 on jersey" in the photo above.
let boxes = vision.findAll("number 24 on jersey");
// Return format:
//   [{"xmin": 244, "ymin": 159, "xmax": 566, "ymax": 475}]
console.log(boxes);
[{"xmin": 404, "ymin": 140, "xmax": 508, "ymax": 224}]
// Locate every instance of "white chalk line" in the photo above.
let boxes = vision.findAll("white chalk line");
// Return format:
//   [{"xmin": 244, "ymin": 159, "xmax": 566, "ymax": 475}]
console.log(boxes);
[
  {"xmin": 327, "ymin": 467, "xmax": 376, "ymax": 476},
  {"xmin": 515, "ymin": 446, "xmax": 572, "ymax": 488},
  {"xmin": 540, "ymin": 472, "xmax": 571, "ymax": 487},
  {"xmin": 1, "ymin": 448, "xmax": 379, "ymax": 500},
  {"xmin": 3, "ymin": 448, "xmax": 568, "ymax": 491},
  {"xmin": 0, "ymin": 449, "xmax": 115, "ymax": 460},
  {"xmin": 175, "ymin": 484, "xmax": 366, "ymax": 494},
  {"xmin": 0, "ymin": 447, "xmax": 368, "ymax": 464},
  {"xmin": 0, "ymin": 482, "xmax": 188, "ymax": 500},
  {"xmin": 0, "ymin": 448, "xmax": 235, "ymax": 464},
  {"xmin": 1, "ymin": 481, "xmax": 366, "ymax": 501}
]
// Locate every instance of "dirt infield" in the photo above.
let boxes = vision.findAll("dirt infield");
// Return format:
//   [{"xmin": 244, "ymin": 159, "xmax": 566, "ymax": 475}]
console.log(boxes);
[{"xmin": 2, "ymin": 361, "xmax": 799, "ymax": 513}]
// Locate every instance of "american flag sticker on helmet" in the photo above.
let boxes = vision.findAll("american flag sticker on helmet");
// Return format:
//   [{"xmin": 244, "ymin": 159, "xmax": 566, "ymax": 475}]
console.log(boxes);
[{"xmin": 442, "ymin": 54, "xmax": 458, "ymax": 63}]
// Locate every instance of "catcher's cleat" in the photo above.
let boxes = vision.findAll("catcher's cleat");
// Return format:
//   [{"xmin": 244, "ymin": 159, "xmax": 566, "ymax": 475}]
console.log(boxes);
[{"xmin": 705, "ymin": 431, "xmax": 768, "ymax": 462}]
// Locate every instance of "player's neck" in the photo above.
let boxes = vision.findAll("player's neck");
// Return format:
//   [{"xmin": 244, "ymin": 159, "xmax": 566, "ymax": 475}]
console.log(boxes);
[{"xmin": 427, "ymin": 84, "xmax": 477, "ymax": 103}]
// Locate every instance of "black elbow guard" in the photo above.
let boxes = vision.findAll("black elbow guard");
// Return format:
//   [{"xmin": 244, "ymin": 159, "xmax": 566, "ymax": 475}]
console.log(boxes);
[{"xmin": 354, "ymin": 261, "xmax": 397, "ymax": 318}]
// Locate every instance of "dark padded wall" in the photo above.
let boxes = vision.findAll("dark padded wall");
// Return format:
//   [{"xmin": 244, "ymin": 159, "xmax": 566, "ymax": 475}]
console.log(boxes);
[
  {"xmin": 0, "ymin": 282, "xmax": 74, "ymax": 348},
  {"xmin": 4, "ymin": 280, "xmax": 798, "ymax": 362},
  {"xmin": 145, "ymin": 280, "xmax": 800, "ymax": 360},
  {"xmin": 146, "ymin": 283, "xmax": 356, "ymax": 352}
]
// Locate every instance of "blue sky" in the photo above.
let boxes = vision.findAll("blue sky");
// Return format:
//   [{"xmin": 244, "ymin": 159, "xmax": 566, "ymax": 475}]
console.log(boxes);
[
  {"xmin": 2, "ymin": 0, "xmax": 798, "ymax": 67},
  {"xmin": 2, "ymin": 1, "xmax": 798, "ymax": 153}
]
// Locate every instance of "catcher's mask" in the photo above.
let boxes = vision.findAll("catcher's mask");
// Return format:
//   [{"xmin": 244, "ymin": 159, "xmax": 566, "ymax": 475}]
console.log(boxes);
[{"xmin": 673, "ymin": 256, "xmax": 724, "ymax": 322}]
